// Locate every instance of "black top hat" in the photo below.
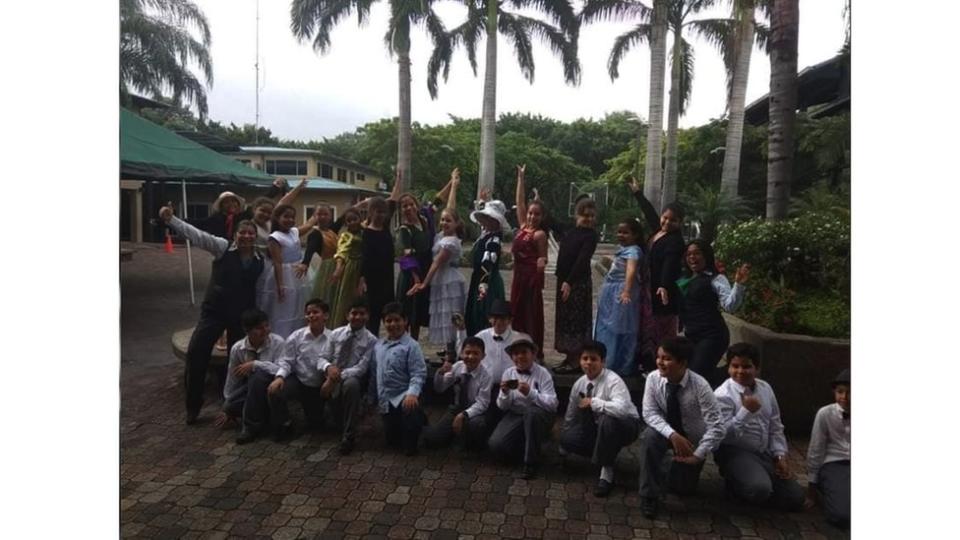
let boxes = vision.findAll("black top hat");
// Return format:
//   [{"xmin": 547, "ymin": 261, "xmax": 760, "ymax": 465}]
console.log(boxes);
[
  {"xmin": 505, "ymin": 337, "xmax": 538, "ymax": 355},
  {"xmin": 832, "ymin": 368, "xmax": 850, "ymax": 387},
  {"xmin": 488, "ymin": 299, "xmax": 512, "ymax": 318}
]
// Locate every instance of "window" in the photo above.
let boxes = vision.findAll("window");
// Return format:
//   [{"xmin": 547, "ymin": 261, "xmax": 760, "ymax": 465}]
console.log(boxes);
[
  {"xmin": 337, "ymin": 168, "xmax": 347, "ymax": 183},
  {"xmin": 320, "ymin": 163, "xmax": 333, "ymax": 179},
  {"xmin": 265, "ymin": 159, "xmax": 308, "ymax": 175},
  {"xmin": 186, "ymin": 203, "xmax": 209, "ymax": 220},
  {"xmin": 356, "ymin": 173, "xmax": 365, "ymax": 183},
  {"xmin": 304, "ymin": 204, "xmax": 337, "ymax": 222}
]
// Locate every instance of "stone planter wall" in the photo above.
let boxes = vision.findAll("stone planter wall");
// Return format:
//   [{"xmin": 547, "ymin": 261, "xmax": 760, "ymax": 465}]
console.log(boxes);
[{"xmin": 723, "ymin": 313, "xmax": 850, "ymax": 436}]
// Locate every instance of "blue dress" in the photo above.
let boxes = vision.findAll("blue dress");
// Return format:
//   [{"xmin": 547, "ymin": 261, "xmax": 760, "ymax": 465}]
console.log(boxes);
[{"xmin": 594, "ymin": 245, "xmax": 643, "ymax": 376}]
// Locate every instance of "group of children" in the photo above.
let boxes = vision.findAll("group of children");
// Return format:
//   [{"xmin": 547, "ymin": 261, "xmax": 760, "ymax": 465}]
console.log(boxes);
[
  {"xmin": 202, "ymin": 290, "xmax": 852, "ymax": 528},
  {"xmin": 158, "ymin": 172, "xmax": 848, "ymax": 528}
]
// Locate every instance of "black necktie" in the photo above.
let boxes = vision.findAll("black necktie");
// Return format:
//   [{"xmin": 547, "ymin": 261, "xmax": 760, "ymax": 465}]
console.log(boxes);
[
  {"xmin": 493, "ymin": 335, "xmax": 504, "ymax": 342},
  {"xmin": 457, "ymin": 372, "xmax": 472, "ymax": 410},
  {"xmin": 586, "ymin": 383, "xmax": 594, "ymax": 398},
  {"xmin": 340, "ymin": 332, "xmax": 357, "ymax": 368},
  {"xmin": 666, "ymin": 383, "xmax": 684, "ymax": 436}
]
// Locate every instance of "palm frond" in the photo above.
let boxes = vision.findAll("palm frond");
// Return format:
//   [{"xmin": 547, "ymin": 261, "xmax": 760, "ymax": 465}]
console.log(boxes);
[
  {"xmin": 426, "ymin": 10, "xmax": 485, "ymax": 98},
  {"xmin": 675, "ymin": 36, "xmax": 694, "ymax": 115},
  {"xmin": 507, "ymin": 0, "xmax": 579, "ymax": 34},
  {"xmin": 498, "ymin": 12, "xmax": 537, "ymax": 83},
  {"xmin": 607, "ymin": 23, "xmax": 651, "ymax": 80},
  {"xmin": 686, "ymin": 17, "xmax": 736, "ymax": 95},
  {"xmin": 501, "ymin": 12, "xmax": 581, "ymax": 85},
  {"xmin": 578, "ymin": 0, "xmax": 650, "ymax": 25},
  {"xmin": 753, "ymin": 20, "xmax": 770, "ymax": 54}
]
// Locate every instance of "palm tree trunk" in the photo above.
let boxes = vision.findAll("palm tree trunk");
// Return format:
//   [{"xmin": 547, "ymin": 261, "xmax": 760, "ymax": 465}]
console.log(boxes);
[
  {"xmin": 477, "ymin": 0, "xmax": 498, "ymax": 200},
  {"xmin": 643, "ymin": 0, "xmax": 668, "ymax": 213},
  {"xmin": 397, "ymin": 46, "xmax": 413, "ymax": 193},
  {"xmin": 766, "ymin": 0, "xmax": 799, "ymax": 220},
  {"xmin": 719, "ymin": 15, "xmax": 754, "ymax": 198},
  {"xmin": 662, "ymin": 26, "xmax": 682, "ymax": 210}
]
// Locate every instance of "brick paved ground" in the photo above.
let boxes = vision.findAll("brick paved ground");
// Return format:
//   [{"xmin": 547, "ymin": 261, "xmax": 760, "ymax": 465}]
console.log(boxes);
[{"xmin": 121, "ymin": 242, "xmax": 849, "ymax": 539}]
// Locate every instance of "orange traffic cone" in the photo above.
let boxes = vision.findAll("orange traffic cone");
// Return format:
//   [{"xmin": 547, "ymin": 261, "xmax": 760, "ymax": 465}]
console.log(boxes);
[{"xmin": 164, "ymin": 231, "xmax": 174, "ymax": 253}]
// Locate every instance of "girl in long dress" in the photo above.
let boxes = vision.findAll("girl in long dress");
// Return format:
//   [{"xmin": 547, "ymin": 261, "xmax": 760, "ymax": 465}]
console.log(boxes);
[
  {"xmin": 552, "ymin": 197, "xmax": 599, "ymax": 373},
  {"xmin": 675, "ymin": 239, "xmax": 750, "ymax": 387},
  {"xmin": 594, "ymin": 219, "xmax": 646, "ymax": 376},
  {"xmin": 510, "ymin": 164, "xmax": 548, "ymax": 359},
  {"xmin": 360, "ymin": 196, "xmax": 396, "ymax": 336},
  {"xmin": 406, "ymin": 171, "xmax": 465, "ymax": 345},
  {"xmin": 328, "ymin": 208, "xmax": 364, "ymax": 329},
  {"xmin": 465, "ymin": 196, "xmax": 511, "ymax": 335},
  {"xmin": 299, "ymin": 205, "xmax": 338, "ymax": 312},
  {"xmin": 257, "ymin": 204, "xmax": 313, "ymax": 338}
]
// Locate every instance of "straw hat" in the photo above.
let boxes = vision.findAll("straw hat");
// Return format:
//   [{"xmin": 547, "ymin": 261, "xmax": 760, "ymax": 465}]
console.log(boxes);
[
  {"xmin": 470, "ymin": 199, "xmax": 512, "ymax": 233},
  {"xmin": 212, "ymin": 191, "xmax": 246, "ymax": 213}
]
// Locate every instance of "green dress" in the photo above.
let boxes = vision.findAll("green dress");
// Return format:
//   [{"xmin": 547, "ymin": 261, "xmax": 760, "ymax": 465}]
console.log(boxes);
[{"xmin": 329, "ymin": 230, "xmax": 363, "ymax": 328}]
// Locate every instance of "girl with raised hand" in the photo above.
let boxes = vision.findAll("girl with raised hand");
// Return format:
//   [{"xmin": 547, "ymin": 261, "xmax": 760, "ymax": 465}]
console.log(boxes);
[
  {"xmin": 406, "ymin": 172, "xmax": 466, "ymax": 346},
  {"xmin": 158, "ymin": 204, "xmax": 264, "ymax": 425},
  {"xmin": 594, "ymin": 219, "xmax": 651, "ymax": 376},
  {"xmin": 629, "ymin": 177, "xmax": 686, "ymax": 345},
  {"xmin": 328, "ymin": 208, "xmax": 364, "ymax": 328},
  {"xmin": 510, "ymin": 164, "xmax": 548, "ymax": 359},
  {"xmin": 465, "ymin": 189, "xmax": 511, "ymax": 335},
  {"xmin": 298, "ymin": 204, "xmax": 338, "ymax": 312},
  {"xmin": 394, "ymin": 169, "xmax": 457, "ymax": 339},
  {"xmin": 258, "ymin": 204, "xmax": 314, "ymax": 338},
  {"xmin": 675, "ymin": 239, "xmax": 750, "ymax": 387},
  {"xmin": 552, "ymin": 197, "xmax": 599, "ymax": 374}
]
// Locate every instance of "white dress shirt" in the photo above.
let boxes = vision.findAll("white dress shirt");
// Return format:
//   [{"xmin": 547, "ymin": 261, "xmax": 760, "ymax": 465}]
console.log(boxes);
[
  {"xmin": 563, "ymin": 368, "xmax": 640, "ymax": 429},
  {"xmin": 324, "ymin": 324, "xmax": 377, "ymax": 380},
  {"xmin": 433, "ymin": 361, "xmax": 493, "ymax": 419},
  {"xmin": 475, "ymin": 327, "xmax": 532, "ymax": 383},
  {"xmin": 223, "ymin": 333, "xmax": 286, "ymax": 405},
  {"xmin": 806, "ymin": 403, "xmax": 851, "ymax": 483},
  {"xmin": 275, "ymin": 326, "xmax": 333, "ymax": 387},
  {"xmin": 714, "ymin": 377, "xmax": 788, "ymax": 458},
  {"xmin": 642, "ymin": 369, "xmax": 725, "ymax": 460},
  {"xmin": 711, "ymin": 274, "xmax": 745, "ymax": 313},
  {"xmin": 496, "ymin": 363, "xmax": 558, "ymax": 414}
]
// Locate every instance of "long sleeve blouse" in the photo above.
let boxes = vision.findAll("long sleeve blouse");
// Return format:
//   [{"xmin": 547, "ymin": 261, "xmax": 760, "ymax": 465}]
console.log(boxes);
[{"xmin": 555, "ymin": 226, "xmax": 599, "ymax": 285}]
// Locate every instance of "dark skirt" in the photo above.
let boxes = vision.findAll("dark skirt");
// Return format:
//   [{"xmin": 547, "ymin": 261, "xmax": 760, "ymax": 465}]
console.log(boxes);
[
  {"xmin": 465, "ymin": 270, "xmax": 505, "ymax": 336},
  {"xmin": 396, "ymin": 269, "xmax": 430, "ymax": 330},
  {"xmin": 554, "ymin": 278, "xmax": 593, "ymax": 355}
]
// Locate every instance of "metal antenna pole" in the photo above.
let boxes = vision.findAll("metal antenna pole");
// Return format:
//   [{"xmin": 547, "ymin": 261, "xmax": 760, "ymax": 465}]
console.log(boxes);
[{"xmin": 254, "ymin": 0, "xmax": 260, "ymax": 144}]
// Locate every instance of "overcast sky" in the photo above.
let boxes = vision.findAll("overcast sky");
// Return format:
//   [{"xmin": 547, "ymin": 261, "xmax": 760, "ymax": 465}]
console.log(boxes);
[{"xmin": 191, "ymin": 0, "xmax": 846, "ymax": 141}]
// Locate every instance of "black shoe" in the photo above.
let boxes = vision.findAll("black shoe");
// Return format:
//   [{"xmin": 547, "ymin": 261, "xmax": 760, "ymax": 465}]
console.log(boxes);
[
  {"xmin": 236, "ymin": 429, "xmax": 257, "ymax": 445},
  {"xmin": 273, "ymin": 422, "xmax": 294, "ymax": 443},
  {"xmin": 338, "ymin": 439, "xmax": 355, "ymax": 455},
  {"xmin": 641, "ymin": 497, "xmax": 659, "ymax": 519},
  {"xmin": 521, "ymin": 464, "xmax": 538, "ymax": 480},
  {"xmin": 185, "ymin": 408, "xmax": 200, "ymax": 425},
  {"xmin": 594, "ymin": 479, "xmax": 613, "ymax": 498}
]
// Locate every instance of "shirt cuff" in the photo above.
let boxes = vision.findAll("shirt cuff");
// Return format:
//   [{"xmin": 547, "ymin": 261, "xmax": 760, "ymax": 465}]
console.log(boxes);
[
  {"xmin": 590, "ymin": 399, "xmax": 608, "ymax": 414},
  {"xmin": 275, "ymin": 368, "xmax": 289, "ymax": 379}
]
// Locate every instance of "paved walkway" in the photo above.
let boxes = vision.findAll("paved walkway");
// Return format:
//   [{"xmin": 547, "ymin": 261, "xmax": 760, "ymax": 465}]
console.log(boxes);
[{"xmin": 120, "ymin": 242, "xmax": 848, "ymax": 539}]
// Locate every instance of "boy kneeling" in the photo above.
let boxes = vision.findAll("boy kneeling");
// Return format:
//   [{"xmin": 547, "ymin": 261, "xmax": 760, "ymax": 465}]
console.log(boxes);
[
  {"xmin": 219, "ymin": 309, "xmax": 285, "ymax": 434},
  {"xmin": 559, "ymin": 340, "xmax": 640, "ymax": 497},
  {"xmin": 638, "ymin": 337, "xmax": 724, "ymax": 519},
  {"xmin": 368, "ymin": 302, "xmax": 427, "ymax": 456},
  {"xmin": 488, "ymin": 338, "xmax": 558, "ymax": 479},
  {"xmin": 322, "ymin": 298, "xmax": 378, "ymax": 455},
  {"xmin": 422, "ymin": 336, "xmax": 493, "ymax": 450},
  {"xmin": 713, "ymin": 343, "xmax": 804, "ymax": 511},
  {"xmin": 805, "ymin": 368, "xmax": 850, "ymax": 529}
]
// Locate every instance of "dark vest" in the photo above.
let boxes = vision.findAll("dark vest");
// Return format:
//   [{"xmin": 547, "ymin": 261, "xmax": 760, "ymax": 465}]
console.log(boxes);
[
  {"xmin": 202, "ymin": 250, "xmax": 263, "ymax": 319},
  {"xmin": 678, "ymin": 273, "xmax": 725, "ymax": 337}
]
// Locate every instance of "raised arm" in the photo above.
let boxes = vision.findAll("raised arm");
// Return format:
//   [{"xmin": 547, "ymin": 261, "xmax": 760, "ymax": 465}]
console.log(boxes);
[
  {"xmin": 514, "ymin": 164, "xmax": 527, "ymax": 227},
  {"xmin": 159, "ymin": 206, "xmax": 229, "ymax": 258},
  {"xmin": 277, "ymin": 178, "xmax": 307, "ymax": 207},
  {"xmin": 433, "ymin": 172, "xmax": 454, "ymax": 208},
  {"xmin": 629, "ymin": 176, "xmax": 661, "ymax": 234},
  {"xmin": 445, "ymin": 168, "xmax": 460, "ymax": 211}
]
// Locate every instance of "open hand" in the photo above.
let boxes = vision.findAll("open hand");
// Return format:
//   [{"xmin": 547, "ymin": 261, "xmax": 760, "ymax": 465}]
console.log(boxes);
[
  {"xmin": 233, "ymin": 361, "xmax": 255, "ymax": 378},
  {"xmin": 159, "ymin": 203, "xmax": 175, "ymax": 223},
  {"xmin": 656, "ymin": 287, "xmax": 669, "ymax": 306},
  {"xmin": 735, "ymin": 263, "xmax": 751, "ymax": 284},
  {"xmin": 438, "ymin": 360, "xmax": 453, "ymax": 374},
  {"xmin": 268, "ymin": 377, "xmax": 284, "ymax": 396},
  {"xmin": 294, "ymin": 264, "xmax": 308, "ymax": 279},
  {"xmin": 402, "ymin": 394, "xmax": 419, "ymax": 412},
  {"xmin": 618, "ymin": 290, "xmax": 631, "ymax": 304},
  {"xmin": 627, "ymin": 176, "xmax": 641, "ymax": 194},
  {"xmin": 560, "ymin": 282, "xmax": 572, "ymax": 302},
  {"xmin": 669, "ymin": 432, "xmax": 694, "ymax": 457}
]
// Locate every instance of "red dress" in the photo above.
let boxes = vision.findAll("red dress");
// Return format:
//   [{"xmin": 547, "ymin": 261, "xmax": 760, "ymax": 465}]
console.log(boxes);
[{"xmin": 510, "ymin": 227, "xmax": 545, "ymax": 357}]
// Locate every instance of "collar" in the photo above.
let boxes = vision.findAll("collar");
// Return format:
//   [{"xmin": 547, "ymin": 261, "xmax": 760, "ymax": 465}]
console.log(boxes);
[
  {"xmin": 727, "ymin": 378, "xmax": 758, "ymax": 394},
  {"xmin": 661, "ymin": 369, "xmax": 689, "ymax": 388},
  {"xmin": 384, "ymin": 333, "xmax": 408, "ymax": 347},
  {"xmin": 493, "ymin": 328, "xmax": 512, "ymax": 341},
  {"xmin": 834, "ymin": 403, "xmax": 850, "ymax": 419},
  {"xmin": 306, "ymin": 326, "xmax": 328, "ymax": 340},
  {"xmin": 241, "ymin": 336, "xmax": 271, "ymax": 353},
  {"xmin": 586, "ymin": 368, "xmax": 606, "ymax": 383}
]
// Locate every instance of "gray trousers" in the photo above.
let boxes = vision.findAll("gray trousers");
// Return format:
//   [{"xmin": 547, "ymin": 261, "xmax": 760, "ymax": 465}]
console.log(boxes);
[
  {"xmin": 638, "ymin": 426, "xmax": 705, "ymax": 499},
  {"xmin": 816, "ymin": 461, "xmax": 850, "ymax": 527},
  {"xmin": 422, "ymin": 408, "xmax": 489, "ymax": 450},
  {"xmin": 488, "ymin": 407, "xmax": 554, "ymax": 465},
  {"xmin": 559, "ymin": 413, "xmax": 640, "ymax": 466},
  {"xmin": 324, "ymin": 377, "xmax": 363, "ymax": 443},
  {"xmin": 714, "ymin": 445, "xmax": 805, "ymax": 511}
]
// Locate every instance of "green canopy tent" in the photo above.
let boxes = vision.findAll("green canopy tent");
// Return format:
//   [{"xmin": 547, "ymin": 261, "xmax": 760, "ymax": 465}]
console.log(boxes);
[{"xmin": 120, "ymin": 107, "xmax": 275, "ymax": 303}]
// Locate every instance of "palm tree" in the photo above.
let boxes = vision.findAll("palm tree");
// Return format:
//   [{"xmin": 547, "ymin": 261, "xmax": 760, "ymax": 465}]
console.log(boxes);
[
  {"xmin": 120, "ymin": 0, "xmax": 213, "ymax": 117},
  {"xmin": 427, "ymin": 0, "xmax": 580, "ymax": 199},
  {"xmin": 714, "ymin": 0, "xmax": 770, "ymax": 198},
  {"xmin": 765, "ymin": 0, "xmax": 798, "ymax": 219},
  {"xmin": 581, "ymin": 0, "xmax": 665, "ymax": 212},
  {"xmin": 680, "ymin": 182, "xmax": 750, "ymax": 244},
  {"xmin": 291, "ymin": 0, "xmax": 447, "ymax": 192}
]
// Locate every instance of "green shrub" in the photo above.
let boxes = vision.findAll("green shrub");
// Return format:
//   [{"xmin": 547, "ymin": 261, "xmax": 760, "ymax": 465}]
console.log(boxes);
[{"xmin": 715, "ymin": 213, "xmax": 850, "ymax": 338}]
